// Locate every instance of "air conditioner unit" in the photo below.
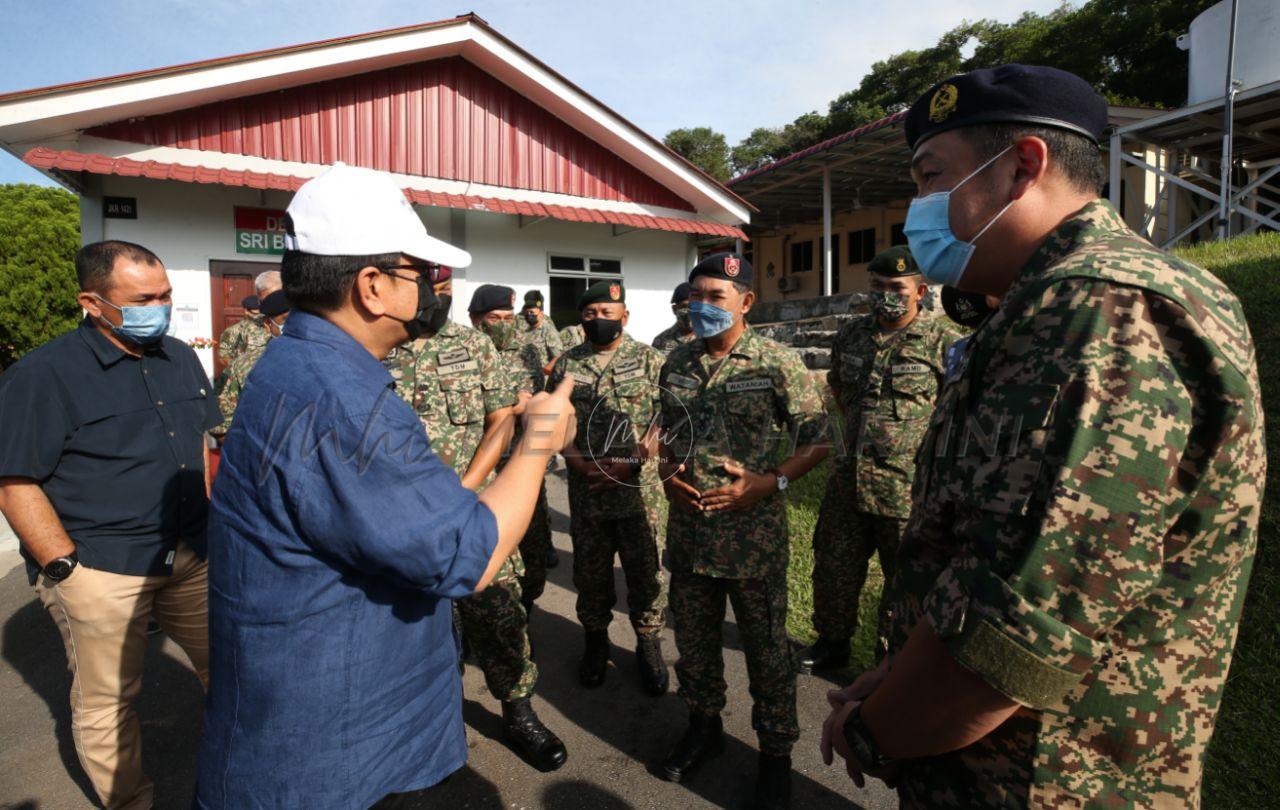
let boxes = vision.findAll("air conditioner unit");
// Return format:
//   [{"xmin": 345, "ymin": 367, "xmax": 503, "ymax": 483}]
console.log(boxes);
[{"xmin": 778, "ymin": 276, "xmax": 801, "ymax": 293}]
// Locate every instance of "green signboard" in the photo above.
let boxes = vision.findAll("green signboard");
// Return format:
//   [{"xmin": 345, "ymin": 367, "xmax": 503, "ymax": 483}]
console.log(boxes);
[{"xmin": 234, "ymin": 207, "xmax": 287, "ymax": 255}]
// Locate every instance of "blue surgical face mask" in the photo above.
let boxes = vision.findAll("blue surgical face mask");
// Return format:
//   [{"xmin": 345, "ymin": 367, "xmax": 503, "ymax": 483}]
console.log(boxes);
[
  {"xmin": 903, "ymin": 145, "xmax": 1016, "ymax": 287},
  {"xmin": 687, "ymin": 299, "xmax": 736, "ymax": 338},
  {"xmin": 94, "ymin": 295, "xmax": 172, "ymax": 345}
]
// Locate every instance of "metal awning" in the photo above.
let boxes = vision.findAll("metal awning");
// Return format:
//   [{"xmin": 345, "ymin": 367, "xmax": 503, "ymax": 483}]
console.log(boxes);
[
  {"xmin": 1109, "ymin": 79, "xmax": 1280, "ymax": 247},
  {"xmin": 726, "ymin": 112, "xmax": 912, "ymax": 231}
]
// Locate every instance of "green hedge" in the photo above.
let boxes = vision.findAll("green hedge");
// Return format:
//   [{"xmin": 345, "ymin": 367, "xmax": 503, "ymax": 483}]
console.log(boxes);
[{"xmin": 784, "ymin": 231, "xmax": 1280, "ymax": 806}]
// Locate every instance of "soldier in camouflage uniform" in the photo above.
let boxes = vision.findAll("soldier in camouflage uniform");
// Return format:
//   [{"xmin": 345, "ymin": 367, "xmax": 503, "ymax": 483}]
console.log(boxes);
[
  {"xmin": 821, "ymin": 66, "xmax": 1265, "ymax": 810},
  {"xmin": 657, "ymin": 253, "xmax": 829, "ymax": 810},
  {"xmin": 559, "ymin": 322, "xmax": 584, "ymax": 352},
  {"xmin": 216, "ymin": 270, "xmax": 281, "ymax": 371},
  {"xmin": 518, "ymin": 289, "xmax": 564, "ymax": 366},
  {"xmin": 468, "ymin": 285, "xmax": 554, "ymax": 613},
  {"xmin": 545, "ymin": 280, "xmax": 669, "ymax": 695},
  {"xmin": 651, "ymin": 281, "xmax": 697, "ymax": 356},
  {"xmin": 387, "ymin": 275, "xmax": 567, "ymax": 773},
  {"xmin": 212, "ymin": 291, "xmax": 291, "ymax": 439},
  {"xmin": 800, "ymin": 247, "xmax": 958, "ymax": 672}
]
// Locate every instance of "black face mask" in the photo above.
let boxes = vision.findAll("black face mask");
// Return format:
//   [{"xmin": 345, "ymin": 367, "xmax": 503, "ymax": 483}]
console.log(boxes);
[
  {"xmin": 393, "ymin": 278, "xmax": 441, "ymax": 342},
  {"xmin": 424, "ymin": 294, "xmax": 451, "ymax": 335},
  {"xmin": 582, "ymin": 317, "xmax": 622, "ymax": 346},
  {"xmin": 523, "ymin": 310, "xmax": 540, "ymax": 327}
]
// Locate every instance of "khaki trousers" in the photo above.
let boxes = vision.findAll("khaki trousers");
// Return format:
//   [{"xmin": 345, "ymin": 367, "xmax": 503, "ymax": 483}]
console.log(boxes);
[{"xmin": 34, "ymin": 543, "xmax": 209, "ymax": 810}]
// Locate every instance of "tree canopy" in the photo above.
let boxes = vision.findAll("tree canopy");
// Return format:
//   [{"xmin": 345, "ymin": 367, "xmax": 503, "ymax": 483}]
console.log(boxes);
[
  {"xmin": 663, "ymin": 127, "xmax": 732, "ymax": 182},
  {"xmin": 666, "ymin": 0, "xmax": 1219, "ymax": 179},
  {"xmin": 0, "ymin": 184, "xmax": 81, "ymax": 369}
]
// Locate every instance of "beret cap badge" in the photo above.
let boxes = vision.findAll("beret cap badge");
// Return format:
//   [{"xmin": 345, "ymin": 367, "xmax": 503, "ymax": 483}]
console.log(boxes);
[
  {"xmin": 724, "ymin": 256, "xmax": 741, "ymax": 277},
  {"xmin": 609, "ymin": 284, "xmax": 621, "ymax": 301},
  {"xmin": 929, "ymin": 83, "xmax": 959, "ymax": 123}
]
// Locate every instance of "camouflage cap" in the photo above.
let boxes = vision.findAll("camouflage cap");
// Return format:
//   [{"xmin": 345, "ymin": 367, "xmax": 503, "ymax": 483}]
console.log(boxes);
[
  {"xmin": 867, "ymin": 246, "xmax": 921, "ymax": 278},
  {"xmin": 578, "ymin": 280, "xmax": 625, "ymax": 310},
  {"xmin": 468, "ymin": 284, "xmax": 517, "ymax": 314}
]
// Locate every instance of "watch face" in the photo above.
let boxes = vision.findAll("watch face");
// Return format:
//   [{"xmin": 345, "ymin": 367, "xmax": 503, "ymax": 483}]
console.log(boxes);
[{"xmin": 45, "ymin": 559, "xmax": 73, "ymax": 581}]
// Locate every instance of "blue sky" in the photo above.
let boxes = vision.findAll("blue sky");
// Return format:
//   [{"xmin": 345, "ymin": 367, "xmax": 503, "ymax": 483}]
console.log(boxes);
[{"xmin": 0, "ymin": 0, "xmax": 1069, "ymax": 187}]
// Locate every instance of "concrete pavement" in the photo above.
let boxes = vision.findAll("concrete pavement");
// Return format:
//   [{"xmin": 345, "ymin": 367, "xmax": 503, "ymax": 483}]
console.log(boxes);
[{"xmin": 0, "ymin": 469, "xmax": 896, "ymax": 809}]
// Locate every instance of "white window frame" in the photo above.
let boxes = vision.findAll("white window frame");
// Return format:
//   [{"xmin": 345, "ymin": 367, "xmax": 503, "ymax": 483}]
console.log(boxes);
[{"xmin": 546, "ymin": 252, "xmax": 624, "ymax": 280}]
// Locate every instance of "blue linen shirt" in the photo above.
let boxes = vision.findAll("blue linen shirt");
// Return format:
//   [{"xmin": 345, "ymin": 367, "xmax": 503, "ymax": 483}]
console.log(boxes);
[{"xmin": 195, "ymin": 311, "xmax": 498, "ymax": 809}]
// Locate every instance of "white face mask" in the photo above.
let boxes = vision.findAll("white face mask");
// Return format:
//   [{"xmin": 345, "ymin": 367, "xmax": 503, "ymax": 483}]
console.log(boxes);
[{"xmin": 902, "ymin": 145, "xmax": 1016, "ymax": 287}]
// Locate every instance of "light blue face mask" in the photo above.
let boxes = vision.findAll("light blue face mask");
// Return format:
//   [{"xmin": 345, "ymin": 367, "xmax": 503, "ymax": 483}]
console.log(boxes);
[
  {"xmin": 903, "ymin": 145, "xmax": 1016, "ymax": 287},
  {"xmin": 94, "ymin": 295, "xmax": 172, "ymax": 345},
  {"xmin": 687, "ymin": 300, "xmax": 736, "ymax": 338}
]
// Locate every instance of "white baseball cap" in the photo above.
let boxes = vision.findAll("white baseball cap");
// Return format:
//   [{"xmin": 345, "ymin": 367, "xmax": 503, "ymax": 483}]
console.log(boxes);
[{"xmin": 283, "ymin": 162, "xmax": 472, "ymax": 268}]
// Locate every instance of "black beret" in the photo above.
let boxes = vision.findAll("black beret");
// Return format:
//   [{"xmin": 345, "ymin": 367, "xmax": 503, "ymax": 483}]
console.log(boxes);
[
  {"xmin": 259, "ymin": 290, "xmax": 291, "ymax": 318},
  {"xmin": 523, "ymin": 290, "xmax": 544, "ymax": 309},
  {"xmin": 241, "ymin": 294, "xmax": 260, "ymax": 311},
  {"xmin": 867, "ymin": 246, "xmax": 920, "ymax": 278},
  {"xmin": 905, "ymin": 64, "xmax": 1108, "ymax": 151},
  {"xmin": 671, "ymin": 282, "xmax": 692, "ymax": 304},
  {"xmin": 689, "ymin": 252, "xmax": 753, "ymax": 287},
  {"xmin": 578, "ymin": 280, "xmax": 625, "ymax": 310},
  {"xmin": 941, "ymin": 286, "xmax": 996, "ymax": 328},
  {"xmin": 468, "ymin": 284, "xmax": 517, "ymax": 314}
]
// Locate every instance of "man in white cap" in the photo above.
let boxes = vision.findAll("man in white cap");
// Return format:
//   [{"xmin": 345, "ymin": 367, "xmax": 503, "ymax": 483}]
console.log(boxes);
[{"xmin": 195, "ymin": 163, "xmax": 576, "ymax": 809}]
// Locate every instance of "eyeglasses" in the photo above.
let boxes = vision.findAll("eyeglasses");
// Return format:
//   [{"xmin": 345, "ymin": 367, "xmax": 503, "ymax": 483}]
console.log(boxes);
[{"xmin": 379, "ymin": 262, "xmax": 449, "ymax": 285}]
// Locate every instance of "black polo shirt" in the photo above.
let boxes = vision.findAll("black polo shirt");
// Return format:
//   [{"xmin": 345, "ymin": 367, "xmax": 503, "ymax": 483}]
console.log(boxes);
[{"xmin": 0, "ymin": 317, "xmax": 221, "ymax": 583}]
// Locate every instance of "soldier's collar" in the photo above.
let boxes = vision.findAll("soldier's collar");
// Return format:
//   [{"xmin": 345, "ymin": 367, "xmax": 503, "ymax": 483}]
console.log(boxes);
[{"xmin": 1007, "ymin": 198, "xmax": 1129, "ymax": 301}]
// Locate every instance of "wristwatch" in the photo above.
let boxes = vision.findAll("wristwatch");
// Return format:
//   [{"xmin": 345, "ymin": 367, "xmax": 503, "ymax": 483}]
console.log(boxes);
[
  {"xmin": 842, "ymin": 702, "xmax": 894, "ymax": 772},
  {"xmin": 774, "ymin": 471, "xmax": 789, "ymax": 492},
  {"xmin": 43, "ymin": 552, "xmax": 79, "ymax": 583}
]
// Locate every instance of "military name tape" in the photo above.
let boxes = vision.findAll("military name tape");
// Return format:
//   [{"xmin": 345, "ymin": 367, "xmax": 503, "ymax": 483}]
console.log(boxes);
[
  {"xmin": 725, "ymin": 378, "xmax": 772, "ymax": 393},
  {"xmin": 891, "ymin": 363, "xmax": 930, "ymax": 375},
  {"xmin": 438, "ymin": 359, "xmax": 479, "ymax": 376},
  {"xmin": 668, "ymin": 373, "xmax": 700, "ymax": 390}
]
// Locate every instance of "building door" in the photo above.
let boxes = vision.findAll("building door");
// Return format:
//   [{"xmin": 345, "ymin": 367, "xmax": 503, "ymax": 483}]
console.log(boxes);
[{"xmin": 210, "ymin": 259, "xmax": 277, "ymax": 375}]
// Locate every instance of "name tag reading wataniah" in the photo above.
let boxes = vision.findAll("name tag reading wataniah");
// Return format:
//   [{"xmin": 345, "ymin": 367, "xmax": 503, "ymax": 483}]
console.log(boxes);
[
  {"xmin": 891, "ymin": 363, "xmax": 930, "ymax": 375},
  {"xmin": 667, "ymin": 373, "xmax": 700, "ymax": 390},
  {"xmin": 725, "ymin": 378, "xmax": 772, "ymax": 393},
  {"xmin": 438, "ymin": 359, "xmax": 478, "ymax": 376}
]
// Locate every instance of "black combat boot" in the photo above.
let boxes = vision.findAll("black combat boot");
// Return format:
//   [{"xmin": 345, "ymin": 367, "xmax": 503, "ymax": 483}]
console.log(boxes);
[
  {"xmin": 579, "ymin": 629, "xmax": 610, "ymax": 688},
  {"xmin": 501, "ymin": 698, "xmax": 568, "ymax": 772},
  {"xmin": 635, "ymin": 634, "xmax": 669, "ymax": 696},
  {"xmin": 747, "ymin": 753, "xmax": 792, "ymax": 810},
  {"xmin": 659, "ymin": 711, "xmax": 725, "ymax": 782},
  {"xmin": 798, "ymin": 637, "xmax": 849, "ymax": 673}
]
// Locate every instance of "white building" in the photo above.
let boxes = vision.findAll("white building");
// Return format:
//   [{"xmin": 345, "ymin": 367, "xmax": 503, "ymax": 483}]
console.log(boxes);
[{"xmin": 0, "ymin": 14, "xmax": 750, "ymax": 376}]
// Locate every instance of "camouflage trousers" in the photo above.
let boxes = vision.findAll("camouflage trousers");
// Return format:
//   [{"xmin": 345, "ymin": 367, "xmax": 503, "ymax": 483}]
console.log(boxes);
[
  {"xmin": 456, "ymin": 552, "xmax": 537, "ymax": 702},
  {"xmin": 568, "ymin": 497, "xmax": 667, "ymax": 636},
  {"xmin": 516, "ymin": 481, "xmax": 551, "ymax": 605},
  {"xmin": 811, "ymin": 466, "xmax": 907, "ymax": 657},
  {"xmin": 670, "ymin": 570, "xmax": 797, "ymax": 755}
]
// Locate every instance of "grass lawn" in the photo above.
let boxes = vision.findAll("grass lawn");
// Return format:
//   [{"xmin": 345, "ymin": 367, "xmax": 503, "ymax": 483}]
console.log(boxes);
[{"xmin": 782, "ymin": 231, "xmax": 1280, "ymax": 806}]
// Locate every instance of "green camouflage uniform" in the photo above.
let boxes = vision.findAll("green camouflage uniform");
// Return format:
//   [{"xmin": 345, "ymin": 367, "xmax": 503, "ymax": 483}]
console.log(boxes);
[
  {"xmin": 385, "ymin": 321, "xmax": 538, "ymax": 703},
  {"xmin": 658, "ymin": 326, "xmax": 828, "ymax": 755},
  {"xmin": 890, "ymin": 201, "xmax": 1264, "ymax": 808},
  {"xmin": 651, "ymin": 323, "xmax": 696, "ymax": 356},
  {"xmin": 213, "ymin": 337, "xmax": 273, "ymax": 438},
  {"xmin": 813, "ymin": 311, "xmax": 956, "ymax": 653},
  {"xmin": 216, "ymin": 315, "xmax": 269, "ymax": 370},
  {"xmin": 496, "ymin": 337, "xmax": 554, "ymax": 605},
  {"xmin": 559, "ymin": 324, "xmax": 584, "ymax": 351},
  {"xmin": 519, "ymin": 316, "xmax": 564, "ymax": 366},
  {"xmin": 546, "ymin": 333, "xmax": 667, "ymax": 637}
]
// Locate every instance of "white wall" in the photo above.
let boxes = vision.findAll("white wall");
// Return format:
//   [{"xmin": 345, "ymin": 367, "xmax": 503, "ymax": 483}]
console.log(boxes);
[{"xmin": 91, "ymin": 177, "xmax": 692, "ymax": 379}]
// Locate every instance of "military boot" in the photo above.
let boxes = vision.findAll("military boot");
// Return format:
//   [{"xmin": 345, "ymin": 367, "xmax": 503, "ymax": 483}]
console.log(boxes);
[
  {"xmin": 798, "ymin": 637, "xmax": 848, "ymax": 673},
  {"xmin": 636, "ymin": 634, "xmax": 669, "ymax": 696},
  {"xmin": 579, "ymin": 629, "xmax": 610, "ymax": 688},
  {"xmin": 501, "ymin": 698, "xmax": 568, "ymax": 772},
  {"xmin": 747, "ymin": 753, "xmax": 792, "ymax": 810},
  {"xmin": 659, "ymin": 711, "xmax": 725, "ymax": 782}
]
